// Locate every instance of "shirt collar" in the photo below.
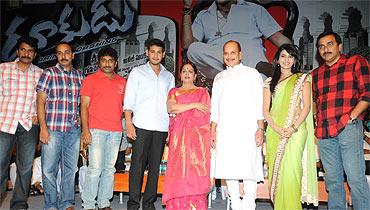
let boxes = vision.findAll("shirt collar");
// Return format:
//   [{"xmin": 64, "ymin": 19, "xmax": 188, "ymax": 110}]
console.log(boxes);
[
  {"xmin": 206, "ymin": 0, "xmax": 243, "ymax": 16},
  {"xmin": 207, "ymin": 1, "xmax": 218, "ymax": 15},
  {"xmin": 56, "ymin": 63, "xmax": 75, "ymax": 73},
  {"xmin": 226, "ymin": 62, "xmax": 243, "ymax": 70},
  {"xmin": 146, "ymin": 61, "xmax": 165, "ymax": 73},
  {"xmin": 324, "ymin": 54, "xmax": 346, "ymax": 68},
  {"xmin": 96, "ymin": 68, "xmax": 117, "ymax": 79},
  {"xmin": 14, "ymin": 58, "xmax": 36, "ymax": 72}
]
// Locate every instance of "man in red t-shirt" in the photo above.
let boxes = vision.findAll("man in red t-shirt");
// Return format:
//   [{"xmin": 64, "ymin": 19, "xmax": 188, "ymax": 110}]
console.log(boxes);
[{"xmin": 80, "ymin": 47, "xmax": 126, "ymax": 210}]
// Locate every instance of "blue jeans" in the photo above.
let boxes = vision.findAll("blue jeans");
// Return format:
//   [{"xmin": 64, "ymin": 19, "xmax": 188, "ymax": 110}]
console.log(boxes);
[
  {"xmin": 81, "ymin": 129, "xmax": 122, "ymax": 209},
  {"xmin": 318, "ymin": 120, "xmax": 370, "ymax": 210},
  {"xmin": 41, "ymin": 126, "xmax": 80, "ymax": 210},
  {"xmin": 0, "ymin": 124, "xmax": 39, "ymax": 209}
]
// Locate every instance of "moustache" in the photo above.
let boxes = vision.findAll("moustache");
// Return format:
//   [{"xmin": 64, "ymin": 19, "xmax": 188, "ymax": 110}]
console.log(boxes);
[
  {"xmin": 61, "ymin": 59, "xmax": 69, "ymax": 62},
  {"xmin": 323, "ymin": 52, "xmax": 332, "ymax": 56},
  {"xmin": 103, "ymin": 66, "xmax": 113, "ymax": 69},
  {"xmin": 21, "ymin": 56, "xmax": 31, "ymax": 60}
]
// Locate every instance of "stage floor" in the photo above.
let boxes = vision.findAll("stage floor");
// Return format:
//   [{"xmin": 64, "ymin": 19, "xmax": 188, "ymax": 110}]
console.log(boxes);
[{"xmin": 0, "ymin": 190, "xmax": 340, "ymax": 210}]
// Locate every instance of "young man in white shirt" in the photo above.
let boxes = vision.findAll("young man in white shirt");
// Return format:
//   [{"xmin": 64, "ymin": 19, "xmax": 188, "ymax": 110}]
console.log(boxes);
[{"xmin": 124, "ymin": 39, "xmax": 175, "ymax": 210}]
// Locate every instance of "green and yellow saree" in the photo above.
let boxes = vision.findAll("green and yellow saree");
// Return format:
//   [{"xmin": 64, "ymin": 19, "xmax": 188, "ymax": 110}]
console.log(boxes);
[{"xmin": 266, "ymin": 73, "xmax": 318, "ymax": 210}]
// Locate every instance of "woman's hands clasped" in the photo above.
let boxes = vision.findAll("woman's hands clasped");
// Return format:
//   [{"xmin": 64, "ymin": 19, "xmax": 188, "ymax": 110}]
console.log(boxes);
[{"xmin": 193, "ymin": 102, "xmax": 209, "ymax": 113}]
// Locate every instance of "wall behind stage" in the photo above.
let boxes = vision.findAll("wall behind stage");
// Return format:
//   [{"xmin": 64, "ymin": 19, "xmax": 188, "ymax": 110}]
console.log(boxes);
[
  {"xmin": 0, "ymin": 0, "xmax": 179, "ymax": 78},
  {"xmin": 0, "ymin": 0, "xmax": 286, "ymax": 79},
  {"xmin": 293, "ymin": 0, "xmax": 369, "ymax": 71},
  {"xmin": 139, "ymin": 0, "xmax": 370, "ymax": 72},
  {"xmin": 2, "ymin": 1, "xmax": 368, "ymax": 78}
]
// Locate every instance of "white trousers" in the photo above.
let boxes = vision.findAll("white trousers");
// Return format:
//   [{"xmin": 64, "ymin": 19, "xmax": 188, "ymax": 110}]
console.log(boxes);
[
  {"xmin": 31, "ymin": 157, "xmax": 42, "ymax": 185},
  {"xmin": 78, "ymin": 165, "xmax": 87, "ymax": 194},
  {"xmin": 9, "ymin": 157, "xmax": 43, "ymax": 187},
  {"xmin": 225, "ymin": 179, "xmax": 257, "ymax": 210}
]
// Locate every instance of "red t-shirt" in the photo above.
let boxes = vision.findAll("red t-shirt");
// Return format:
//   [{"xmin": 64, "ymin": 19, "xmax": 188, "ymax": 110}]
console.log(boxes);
[{"xmin": 81, "ymin": 69, "xmax": 126, "ymax": 132}]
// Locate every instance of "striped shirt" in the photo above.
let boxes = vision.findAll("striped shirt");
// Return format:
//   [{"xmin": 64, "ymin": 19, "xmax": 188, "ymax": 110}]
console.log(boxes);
[
  {"xmin": 0, "ymin": 60, "xmax": 43, "ymax": 134},
  {"xmin": 36, "ymin": 64, "xmax": 83, "ymax": 132}
]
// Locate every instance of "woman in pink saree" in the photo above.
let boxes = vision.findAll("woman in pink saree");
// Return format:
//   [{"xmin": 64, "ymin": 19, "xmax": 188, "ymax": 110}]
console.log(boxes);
[{"xmin": 162, "ymin": 62, "xmax": 211, "ymax": 210}]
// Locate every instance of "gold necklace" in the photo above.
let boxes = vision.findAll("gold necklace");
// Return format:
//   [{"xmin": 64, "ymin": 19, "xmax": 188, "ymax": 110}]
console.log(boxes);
[{"xmin": 215, "ymin": 10, "xmax": 227, "ymax": 37}]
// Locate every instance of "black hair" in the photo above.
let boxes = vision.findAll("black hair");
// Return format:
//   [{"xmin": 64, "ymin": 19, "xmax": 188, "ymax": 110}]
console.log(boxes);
[
  {"xmin": 16, "ymin": 36, "xmax": 38, "ymax": 51},
  {"xmin": 55, "ymin": 41, "xmax": 73, "ymax": 53},
  {"xmin": 180, "ymin": 61, "xmax": 198, "ymax": 74},
  {"xmin": 98, "ymin": 47, "xmax": 118, "ymax": 61},
  {"xmin": 316, "ymin": 31, "xmax": 342, "ymax": 48},
  {"xmin": 177, "ymin": 61, "xmax": 199, "ymax": 87},
  {"xmin": 146, "ymin": 38, "xmax": 165, "ymax": 51},
  {"xmin": 270, "ymin": 44, "xmax": 302, "ymax": 94}
]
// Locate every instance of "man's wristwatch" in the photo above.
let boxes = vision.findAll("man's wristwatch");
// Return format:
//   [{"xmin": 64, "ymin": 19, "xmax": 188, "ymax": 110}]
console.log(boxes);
[
  {"xmin": 348, "ymin": 116, "xmax": 356, "ymax": 124},
  {"xmin": 182, "ymin": 7, "xmax": 191, "ymax": 15}
]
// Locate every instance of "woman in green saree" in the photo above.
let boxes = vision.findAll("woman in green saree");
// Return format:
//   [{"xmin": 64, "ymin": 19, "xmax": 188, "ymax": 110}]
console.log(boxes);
[{"xmin": 263, "ymin": 44, "xmax": 318, "ymax": 210}]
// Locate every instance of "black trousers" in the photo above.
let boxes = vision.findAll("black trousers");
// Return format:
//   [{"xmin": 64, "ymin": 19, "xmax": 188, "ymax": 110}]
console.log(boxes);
[
  {"xmin": 127, "ymin": 127, "xmax": 167, "ymax": 210},
  {"xmin": 115, "ymin": 150, "xmax": 126, "ymax": 171},
  {"xmin": 0, "ymin": 124, "xmax": 39, "ymax": 209}
]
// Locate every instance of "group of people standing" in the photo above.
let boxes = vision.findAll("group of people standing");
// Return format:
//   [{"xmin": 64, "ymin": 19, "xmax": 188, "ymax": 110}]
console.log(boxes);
[
  {"xmin": 0, "ymin": 37, "xmax": 176, "ymax": 210},
  {"xmin": 0, "ymin": 30, "xmax": 369, "ymax": 210},
  {"xmin": 0, "ymin": 38, "xmax": 123, "ymax": 210},
  {"xmin": 162, "ymin": 31, "xmax": 370, "ymax": 210}
]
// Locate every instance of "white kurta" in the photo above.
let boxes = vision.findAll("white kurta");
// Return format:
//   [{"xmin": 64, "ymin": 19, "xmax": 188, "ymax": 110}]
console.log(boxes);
[{"xmin": 211, "ymin": 63, "xmax": 264, "ymax": 181}]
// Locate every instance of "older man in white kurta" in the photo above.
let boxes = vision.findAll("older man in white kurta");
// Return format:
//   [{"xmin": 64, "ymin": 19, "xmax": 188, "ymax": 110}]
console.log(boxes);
[{"xmin": 211, "ymin": 41, "xmax": 264, "ymax": 210}]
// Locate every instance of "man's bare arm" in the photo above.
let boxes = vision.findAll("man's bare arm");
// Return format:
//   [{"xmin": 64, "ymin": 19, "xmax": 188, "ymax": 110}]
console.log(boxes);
[
  {"xmin": 125, "ymin": 110, "xmax": 136, "ymax": 140},
  {"xmin": 80, "ymin": 96, "xmax": 92, "ymax": 145},
  {"xmin": 268, "ymin": 31, "xmax": 292, "ymax": 48},
  {"xmin": 350, "ymin": 100, "xmax": 369, "ymax": 120},
  {"xmin": 182, "ymin": 0, "xmax": 199, "ymax": 49},
  {"xmin": 37, "ymin": 91, "xmax": 49, "ymax": 144}
]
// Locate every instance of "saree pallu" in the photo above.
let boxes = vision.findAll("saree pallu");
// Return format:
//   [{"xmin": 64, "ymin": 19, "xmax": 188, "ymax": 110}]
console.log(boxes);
[
  {"xmin": 162, "ymin": 87, "xmax": 211, "ymax": 210},
  {"xmin": 266, "ymin": 73, "xmax": 318, "ymax": 210}
]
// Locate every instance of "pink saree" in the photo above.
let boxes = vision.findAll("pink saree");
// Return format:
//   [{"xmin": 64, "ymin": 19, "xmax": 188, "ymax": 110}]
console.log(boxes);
[{"xmin": 162, "ymin": 87, "xmax": 211, "ymax": 210}]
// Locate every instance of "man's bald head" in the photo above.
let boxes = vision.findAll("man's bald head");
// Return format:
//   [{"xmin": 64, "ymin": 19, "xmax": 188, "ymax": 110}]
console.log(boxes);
[{"xmin": 223, "ymin": 40, "xmax": 242, "ymax": 68}]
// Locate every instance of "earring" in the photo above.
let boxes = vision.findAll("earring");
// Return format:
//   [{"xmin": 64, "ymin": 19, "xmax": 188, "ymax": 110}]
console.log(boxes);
[{"xmin": 277, "ymin": 64, "xmax": 280, "ymax": 67}]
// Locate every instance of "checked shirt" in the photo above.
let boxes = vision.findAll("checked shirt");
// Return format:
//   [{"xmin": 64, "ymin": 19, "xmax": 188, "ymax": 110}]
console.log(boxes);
[
  {"xmin": 312, "ymin": 54, "xmax": 370, "ymax": 139},
  {"xmin": 0, "ymin": 60, "xmax": 43, "ymax": 134},
  {"xmin": 36, "ymin": 64, "xmax": 83, "ymax": 132}
]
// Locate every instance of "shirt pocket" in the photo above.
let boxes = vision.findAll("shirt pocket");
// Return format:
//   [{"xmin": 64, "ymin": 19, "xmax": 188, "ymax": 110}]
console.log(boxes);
[
  {"xmin": 2, "ymin": 76, "xmax": 17, "ymax": 96},
  {"xmin": 226, "ymin": 8, "xmax": 255, "ymax": 35},
  {"xmin": 70, "ymin": 76, "xmax": 82, "ymax": 100},
  {"xmin": 25, "ymin": 77, "xmax": 38, "ymax": 102}
]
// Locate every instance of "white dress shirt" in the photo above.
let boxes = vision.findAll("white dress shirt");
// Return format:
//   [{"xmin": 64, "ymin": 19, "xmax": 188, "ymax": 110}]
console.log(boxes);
[{"xmin": 124, "ymin": 62, "xmax": 175, "ymax": 132}]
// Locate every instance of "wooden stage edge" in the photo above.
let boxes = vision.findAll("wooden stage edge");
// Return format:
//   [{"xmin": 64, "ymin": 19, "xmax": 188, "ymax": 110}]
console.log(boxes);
[{"xmin": 114, "ymin": 172, "xmax": 352, "ymax": 203}]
